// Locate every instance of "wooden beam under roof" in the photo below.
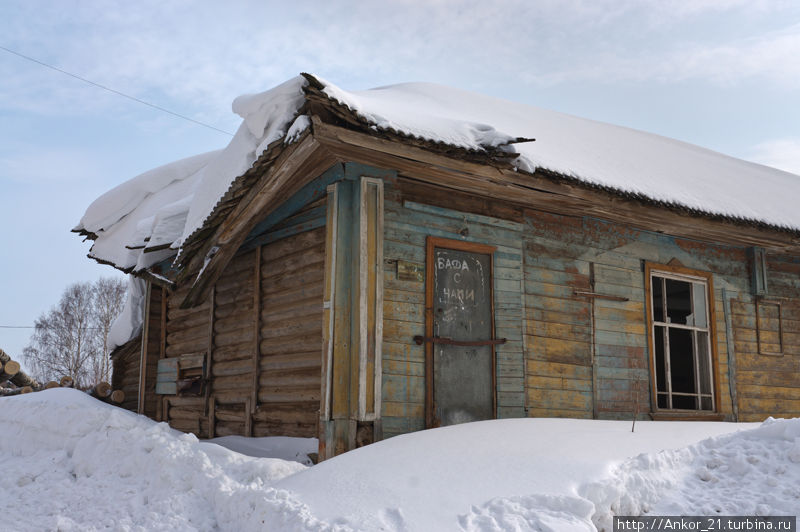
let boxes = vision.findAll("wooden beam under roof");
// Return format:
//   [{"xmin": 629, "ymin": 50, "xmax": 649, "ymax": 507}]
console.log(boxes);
[
  {"xmin": 174, "ymin": 110, "xmax": 800, "ymax": 309},
  {"xmin": 309, "ymin": 118, "xmax": 800, "ymax": 255},
  {"xmin": 177, "ymin": 131, "xmax": 339, "ymax": 308}
]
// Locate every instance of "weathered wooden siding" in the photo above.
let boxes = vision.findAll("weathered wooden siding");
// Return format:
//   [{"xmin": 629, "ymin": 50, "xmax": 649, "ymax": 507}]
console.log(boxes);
[
  {"xmin": 149, "ymin": 198, "xmax": 326, "ymax": 439},
  {"xmin": 522, "ymin": 213, "xmax": 746, "ymax": 420},
  {"xmin": 732, "ymin": 253, "xmax": 800, "ymax": 421},
  {"xmin": 256, "ymin": 225, "xmax": 325, "ymax": 437},
  {"xmin": 381, "ymin": 179, "xmax": 526, "ymax": 439},
  {"xmin": 164, "ymin": 281, "xmax": 211, "ymax": 437},
  {"xmin": 110, "ymin": 335, "xmax": 141, "ymax": 412},
  {"xmin": 378, "ymin": 177, "xmax": 797, "ymax": 431}
]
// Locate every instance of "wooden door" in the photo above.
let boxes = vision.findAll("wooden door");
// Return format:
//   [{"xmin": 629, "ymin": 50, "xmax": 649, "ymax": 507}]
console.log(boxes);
[{"xmin": 425, "ymin": 237, "xmax": 497, "ymax": 427}]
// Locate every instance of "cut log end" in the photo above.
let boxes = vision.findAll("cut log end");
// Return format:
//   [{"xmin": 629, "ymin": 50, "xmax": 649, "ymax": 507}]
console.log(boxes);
[
  {"xmin": 2, "ymin": 360, "xmax": 20, "ymax": 376},
  {"xmin": 90, "ymin": 381, "xmax": 112, "ymax": 398},
  {"xmin": 45, "ymin": 381, "xmax": 59, "ymax": 389},
  {"xmin": 110, "ymin": 390, "xmax": 125, "ymax": 404},
  {"xmin": 60, "ymin": 376, "xmax": 75, "ymax": 388}
]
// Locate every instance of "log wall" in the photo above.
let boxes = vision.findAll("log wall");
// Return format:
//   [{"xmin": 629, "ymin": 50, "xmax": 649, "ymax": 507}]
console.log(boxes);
[
  {"xmin": 136, "ymin": 167, "xmax": 800, "ymax": 445},
  {"xmin": 110, "ymin": 336, "xmax": 141, "ymax": 412},
  {"xmin": 147, "ymin": 198, "xmax": 326, "ymax": 439}
]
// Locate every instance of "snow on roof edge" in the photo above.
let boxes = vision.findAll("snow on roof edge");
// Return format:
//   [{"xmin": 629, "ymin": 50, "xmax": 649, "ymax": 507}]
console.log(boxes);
[{"xmin": 78, "ymin": 73, "xmax": 800, "ymax": 279}]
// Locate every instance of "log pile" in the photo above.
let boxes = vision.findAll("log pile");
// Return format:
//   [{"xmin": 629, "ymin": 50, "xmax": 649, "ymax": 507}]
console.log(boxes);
[
  {"xmin": 0, "ymin": 348, "xmax": 125, "ymax": 405},
  {"xmin": 0, "ymin": 348, "xmax": 39, "ymax": 389}
]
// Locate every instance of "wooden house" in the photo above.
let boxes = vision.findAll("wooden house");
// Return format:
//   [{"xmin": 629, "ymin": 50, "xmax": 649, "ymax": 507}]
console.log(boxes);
[{"xmin": 77, "ymin": 73, "xmax": 800, "ymax": 459}]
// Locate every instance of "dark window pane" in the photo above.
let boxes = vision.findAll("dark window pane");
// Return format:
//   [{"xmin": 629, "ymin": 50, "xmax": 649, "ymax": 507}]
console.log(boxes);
[
  {"xmin": 672, "ymin": 394, "xmax": 697, "ymax": 410},
  {"xmin": 652, "ymin": 276, "xmax": 664, "ymax": 322},
  {"xmin": 657, "ymin": 393, "xmax": 668, "ymax": 409},
  {"xmin": 655, "ymin": 326, "xmax": 666, "ymax": 392},
  {"xmin": 691, "ymin": 282, "xmax": 708, "ymax": 328},
  {"xmin": 668, "ymin": 327, "xmax": 695, "ymax": 394},
  {"xmin": 665, "ymin": 278, "xmax": 692, "ymax": 325}
]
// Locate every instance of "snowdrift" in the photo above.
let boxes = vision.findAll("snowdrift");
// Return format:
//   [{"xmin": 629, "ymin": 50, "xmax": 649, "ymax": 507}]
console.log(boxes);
[
  {"xmin": 0, "ymin": 389, "xmax": 317, "ymax": 531},
  {"xmin": 1, "ymin": 389, "xmax": 798, "ymax": 531}
]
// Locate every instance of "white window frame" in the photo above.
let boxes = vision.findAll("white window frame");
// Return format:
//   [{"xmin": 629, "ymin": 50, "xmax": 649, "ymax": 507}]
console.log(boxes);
[{"xmin": 647, "ymin": 265, "xmax": 717, "ymax": 413}]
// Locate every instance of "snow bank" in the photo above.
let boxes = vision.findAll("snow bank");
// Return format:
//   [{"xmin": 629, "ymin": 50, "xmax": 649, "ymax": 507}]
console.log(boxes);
[
  {"xmin": 0, "ymin": 389, "xmax": 317, "ymax": 531},
  {"xmin": 2, "ymin": 391, "xmax": 796, "ymax": 531},
  {"xmin": 208, "ymin": 435, "xmax": 318, "ymax": 466},
  {"xmin": 584, "ymin": 416, "xmax": 800, "ymax": 531},
  {"xmin": 273, "ymin": 418, "xmax": 754, "ymax": 531}
]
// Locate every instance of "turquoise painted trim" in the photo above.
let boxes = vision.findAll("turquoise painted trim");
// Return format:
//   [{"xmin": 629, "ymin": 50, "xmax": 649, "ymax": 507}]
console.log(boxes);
[
  {"xmin": 243, "ymin": 164, "xmax": 345, "ymax": 245},
  {"xmin": 243, "ymin": 162, "xmax": 394, "ymax": 247},
  {"xmin": 272, "ymin": 205, "xmax": 327, "ymax": 230},
  {"xmin": 343, "ymin": 162, "xmax": 397, "ymax": 181},
  {"xmin": 403, "ymin": 200, "xmax": 524, "ymax": 231},
  {"xmin": 332, "ymin": 179, "xmax": 357, "ymax": 419},
  {"xmin": 240, "ymin": 217, "xmax": 327, "ymax": 252}
]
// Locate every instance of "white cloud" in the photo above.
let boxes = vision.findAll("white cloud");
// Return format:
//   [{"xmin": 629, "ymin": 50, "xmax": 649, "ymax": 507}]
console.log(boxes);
[
  {"xmin": 748, "ymin": 138, "xmax": 800, "ymax": 176},
  {"xmin": 2, "ymin": 0, "xmax": 799, "ymax": 120}
]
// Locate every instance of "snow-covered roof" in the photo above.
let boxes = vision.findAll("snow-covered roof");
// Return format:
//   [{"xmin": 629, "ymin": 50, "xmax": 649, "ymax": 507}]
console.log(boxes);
[{"xmin": 76, "ymin": 73, "xmax": 800, "ymax": 273}]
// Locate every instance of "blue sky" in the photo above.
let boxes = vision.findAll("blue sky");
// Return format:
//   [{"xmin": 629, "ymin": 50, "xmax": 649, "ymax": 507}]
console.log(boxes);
[{"xmin": 1, "ymin": 0, "xmax": 799, "ymax": 360}]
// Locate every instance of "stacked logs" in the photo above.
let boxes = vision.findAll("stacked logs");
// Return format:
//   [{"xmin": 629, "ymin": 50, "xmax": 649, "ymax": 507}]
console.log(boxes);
[{"xmin": 0, "ymin": 348, "xmax": 125, "ymax": 405}]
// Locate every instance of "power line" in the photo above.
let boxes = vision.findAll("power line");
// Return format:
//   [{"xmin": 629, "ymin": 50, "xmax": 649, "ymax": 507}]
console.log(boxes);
[
  {"xmin": 2, "ymin": 325, "xmax": 104, "ymax": 329},
  {"xmin": 0, "ymin": 44, "xmax": 234, "ymax": 137}
]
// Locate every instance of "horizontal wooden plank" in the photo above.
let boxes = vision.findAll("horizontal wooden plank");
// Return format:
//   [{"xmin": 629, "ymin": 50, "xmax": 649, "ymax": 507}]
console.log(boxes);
[
  {"xmin": 526, "ymin": 359, "xmax": 592, "ymax": 379},
  {"xmin": 528, "ymin": 388, "xmax": 593, "ymax": 411},
  {"xmin": 260, "ymin": 351, "xmax": 320, "ymax": 372},
  {"xmin": 381, "ymin": 401, "xmax": 424, "ymax": 418},
  {"xmin": 527, "ymin": 407, "xmax": 593, "ymax": 419},
  {"xmin": 382, "ymin": 341, "xmax": 425, "ymax": 363},
  {"xmin": 401, "ymin": 200, "xmax": 525, "ymax": 231},
  {"xmin": 525, "ymin": 335, "xmax": 590, "ymax": 365},
  {"xmin": 383, "ymin": 359, "xmax": 425, "ymax": 377},
  {"xmin": 383, "ymin": 300, "xmax": 424, "ymax": 324},
  {"xmin": 383, "ymin": 374, "xmax": 425, "ymax": 403},
  {"xmin": 526, "ymin": 374, "xmax": 592, "ymax": 392},
  {"xmin": 527, "ymin": 320, "xmax": 591, "ymax": 343}
]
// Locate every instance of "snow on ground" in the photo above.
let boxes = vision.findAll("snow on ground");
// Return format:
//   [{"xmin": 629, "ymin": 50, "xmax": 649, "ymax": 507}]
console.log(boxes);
[
  {"xmin": 273, "ymin": 418, "xmax": 763, "ymax": 531},
  {"xmin": 2, "ymin": 389, "xmax": 798, "ymax": 531},
  {"xmin": 208, "ymin": 435, "xmax": 318, "ymax": 466}
]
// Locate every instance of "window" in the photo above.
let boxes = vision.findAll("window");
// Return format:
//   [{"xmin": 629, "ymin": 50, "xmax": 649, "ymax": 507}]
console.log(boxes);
[{"xmin": 646, "ymin": 264, "xmax": 716, "ymax": 412}]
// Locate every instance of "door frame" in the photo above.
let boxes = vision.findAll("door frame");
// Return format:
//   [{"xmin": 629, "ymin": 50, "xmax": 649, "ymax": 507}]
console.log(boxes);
[{"xmin": 425, "ymin": 236, "xmax": 498, "ymax": 428}]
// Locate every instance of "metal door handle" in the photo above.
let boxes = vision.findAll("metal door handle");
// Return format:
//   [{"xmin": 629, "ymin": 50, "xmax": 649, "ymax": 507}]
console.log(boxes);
[{"xmin": 413, "ymin": 336, "xmax": 507, "ymax": 346}]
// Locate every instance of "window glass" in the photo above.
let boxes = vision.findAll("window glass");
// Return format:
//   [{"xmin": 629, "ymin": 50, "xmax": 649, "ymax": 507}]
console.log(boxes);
[
  {"xmin": 657, "ymin": 393, "xmax": 668, "ymax": 409},
  {"xmin": 652, "ymin": 276, "xmax": 664, "ymax": 323},
  {"xmin": 672, "ymin": 394, "xmax": 697, "ymax": 410},
  {"xmin": 668, "ymin": 327, "xmax": 695, "ymax": 394},
  {"xmin": 696, "ymin": 331, "xmax": 711, "ymax": 395},
  {"xmin": 654, "ymin": 326, "xmax": 666, "ymax": 392},
  {"xmin": 691, "ymin": 282, "xmax": 707, "ymax": 328},
  {"xmin": 650, "ymin": 268, "xmax": 714, "ymax": 412},
  {"xmin": 665, "ymin": 278, "xmax": 692, "ymax": 325}
]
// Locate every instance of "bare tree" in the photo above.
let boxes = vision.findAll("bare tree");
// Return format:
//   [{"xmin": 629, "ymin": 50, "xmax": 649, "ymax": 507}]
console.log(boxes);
[
  {"xmin": 92, "ymin": 277, "xmax": 126, "ymax": 382},
  {"xmin": 23, "ymin": 277, "xmax": 126, "ymax": 387}
]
